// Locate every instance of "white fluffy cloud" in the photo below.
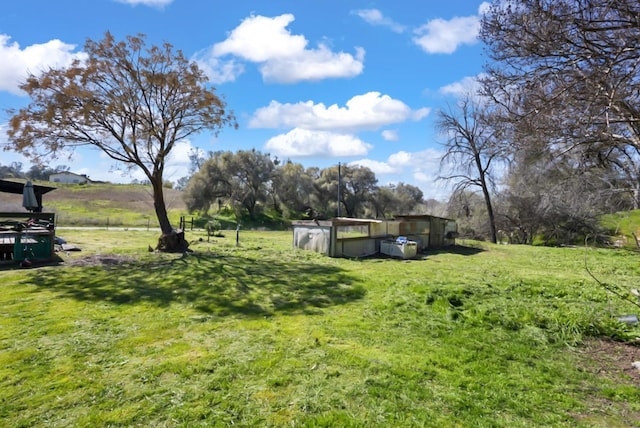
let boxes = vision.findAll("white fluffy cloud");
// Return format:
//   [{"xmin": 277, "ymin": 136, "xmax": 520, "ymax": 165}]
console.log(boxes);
[
  {"xmin": 259, "ymin": 45, "xmax": 365, "ymax": 84},
  {"xmin": 352, "ymin": 9, "xmax": 406, "ymax": 33},
  {"xmin": 375, "ymin": 149, "xmax": 444, "ymax": 176},
  {"xmin": 253, "ymin": 92, "xmax": 429, "ymax": 159},
  {"xmin": 350, "ymin": 148, "xmax": 450, "ymax": 199},
  {"xmin": 213, "ymin": 14, "xmax": 306, "ymax": 62},
  {"xmin": 439, "ymin": 74, "xmax": 485, "ymax": 98},
  {"xmin": 195, "ymin": 57, "xmax": 244, "ymax": 85},
  {"xmin": 397, "ymin": 148, "xmax": 443, "ymax": 167},
  {"xmin": 250, "ymin": 92, "xmax": 429, "ymax": 132},
  {"xmin": 381, "ymin": 129, "xmax": 400, "ymax": 142},
  {"xmin": 413, "ymin": 3, "xmax": 490, "ymax": 54},
  {"xmin": 265, "ymin": 128, "xmax": 371, "ymax": 157},
  {"xmin": 387, "ymin": 150, "xmax": 414, "ymax": 167},
  {"xmin": 349, "ymin": 158, "xmax": 398, "ymax": 174},
  {"xmin": 351, "ymin": 148, "xmax": 444, "ymax": 176},
  {"xmin": 196, "ymin": 14, "xmax": 365, "ymax": 84},
  {"xmin": 0, "ymin": 35, "xmax": 87, "ymax": 95}
]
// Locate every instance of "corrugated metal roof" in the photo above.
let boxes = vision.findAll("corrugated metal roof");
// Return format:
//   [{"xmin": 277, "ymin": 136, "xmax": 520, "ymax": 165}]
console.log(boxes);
[{"xmin": 292, "ymin": 217, "xmax": 384, "ymax": 227}]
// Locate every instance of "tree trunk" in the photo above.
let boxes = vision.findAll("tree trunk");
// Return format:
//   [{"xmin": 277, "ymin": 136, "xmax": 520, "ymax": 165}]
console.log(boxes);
[
  {"xmin": 479, "ymin": 174, "xmax": 498, "ymax": 244},
  {"xmin": 151, "ymin": 177, "xmax": 190, "ymax": 253},
  {"xmin": 152, "ymin": 178, "xmax": 172, "ymax": 235},
  {"xmin": 157, "ymin": 229, "xmax": 189, "ymax": 253}
]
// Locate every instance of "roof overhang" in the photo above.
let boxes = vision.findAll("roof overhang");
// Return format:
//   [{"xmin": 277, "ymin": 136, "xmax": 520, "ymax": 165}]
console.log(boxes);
[
  {"xmin": 0, "ymin": 179, "xmax": 56, "ymax": 195},
  {"xmin": 0, "ymin": 179, "xmax": 56, "ymax": 212}
]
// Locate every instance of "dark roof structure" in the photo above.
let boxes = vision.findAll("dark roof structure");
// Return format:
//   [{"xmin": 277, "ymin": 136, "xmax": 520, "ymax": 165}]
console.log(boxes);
[{"xmin": 0, "ymin": 179, "xmax": 56, "ymax": 213}]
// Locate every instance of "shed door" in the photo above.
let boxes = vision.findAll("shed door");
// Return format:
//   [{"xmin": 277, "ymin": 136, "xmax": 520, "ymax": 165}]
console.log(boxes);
[{"xmin": 429, "ymin": 218, "xmax": 445, "ymax": 247}]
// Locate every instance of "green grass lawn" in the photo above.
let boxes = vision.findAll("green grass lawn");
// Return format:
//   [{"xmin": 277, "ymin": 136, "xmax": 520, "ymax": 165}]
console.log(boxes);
[{"xmin": 1, "ymin": 230, "xmax": 639, "ymax": 427}]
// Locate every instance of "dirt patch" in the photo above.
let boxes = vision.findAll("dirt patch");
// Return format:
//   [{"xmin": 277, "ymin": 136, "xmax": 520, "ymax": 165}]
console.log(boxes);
[
  {"xmin": 581, "ymin": 338, "xmax": 640, "ymax": 384},
  {"xmin": 572, "ymin": 338, "xmax": 640, "ymax": 425}
]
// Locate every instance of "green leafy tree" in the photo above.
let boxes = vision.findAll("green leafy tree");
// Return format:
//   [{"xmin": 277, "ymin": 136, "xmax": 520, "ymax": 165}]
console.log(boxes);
[
  {"xmin": 0, "ymin": 162, "xmax": 24, "ymax": 179},
  {"xmin": 315, "ymin": 164, "xmax": 378, "ymax": 218},
  {"xmin": 271, "ymin": 161, "xmax": 317, "ymax": 217},
  {"xmin": 371, "ymin": 185, "xmax": 397, "ymax": 218},
  {"xmin": 371, "ymin": 183, "xmax": 424, "ymax": 218},
  {"xmin": 184, "ymin": 149, "xmax": 275, "ymax": 219}
]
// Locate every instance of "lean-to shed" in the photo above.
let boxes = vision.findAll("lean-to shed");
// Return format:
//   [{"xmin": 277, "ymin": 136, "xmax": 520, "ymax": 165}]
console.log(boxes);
[
  {"xmin": 393, "ymin": 215, "xmax": 458, "ymax": 250},
  {"xmin": 292, "ymin": 215, "xmax": 457, "ymax": 258},
  {"xmin": 292, "ymin": 218, "xmax": 388, "ymax": 258}
]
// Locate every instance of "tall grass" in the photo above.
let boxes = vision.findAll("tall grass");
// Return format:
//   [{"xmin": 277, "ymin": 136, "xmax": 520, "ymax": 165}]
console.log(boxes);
[{"xmin": 1, "ymin": 231, "xmax": 639, "ymax": 426}]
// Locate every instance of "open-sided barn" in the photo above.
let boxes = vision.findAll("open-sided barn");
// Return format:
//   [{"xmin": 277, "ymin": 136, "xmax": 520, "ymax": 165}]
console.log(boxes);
[{"xmin": 292, "ymin": 215, "xmax": 457, "ymax": 259}]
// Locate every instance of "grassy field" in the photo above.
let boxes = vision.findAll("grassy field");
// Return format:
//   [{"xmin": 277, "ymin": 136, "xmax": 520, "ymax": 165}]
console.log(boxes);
[{"xmin": 1, "ymin": 229, "xmax": 639, "ymax": 426}]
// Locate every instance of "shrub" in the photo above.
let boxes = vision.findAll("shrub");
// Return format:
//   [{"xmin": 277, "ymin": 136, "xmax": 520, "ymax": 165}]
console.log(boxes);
[{"xmin": 204, "ymin": 218, "xmax": 222, "ymax": 241}]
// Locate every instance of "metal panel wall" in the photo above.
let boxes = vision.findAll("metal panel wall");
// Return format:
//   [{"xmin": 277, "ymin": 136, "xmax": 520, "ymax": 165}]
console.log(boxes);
[{"xmin": 293, "ymin": 226, "xmax": 331, "ymax": 255}]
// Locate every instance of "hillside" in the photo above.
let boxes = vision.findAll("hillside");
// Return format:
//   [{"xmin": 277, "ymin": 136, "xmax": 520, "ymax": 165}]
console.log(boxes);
[
  {"xmin": 601, "ymin": 210, "xmax": 640, "ymax": 248},
  {"xmin": 0, "ymin": 181, "xmax": 188, "ymax": 227}
]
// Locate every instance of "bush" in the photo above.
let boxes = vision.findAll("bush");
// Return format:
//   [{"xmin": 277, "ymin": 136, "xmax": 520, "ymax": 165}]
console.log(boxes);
[{"xmin": 204, "ymin": 218, "xmax": 222, "ymax": 240}]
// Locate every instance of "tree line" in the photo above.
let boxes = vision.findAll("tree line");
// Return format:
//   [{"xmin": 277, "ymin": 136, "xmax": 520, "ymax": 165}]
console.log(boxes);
[
  {"xmin": 181, "ymin": 149, "xmax": 434, "ymax": 222},
  {"xmin": 0, "ymin": 162, "xmax": 70, "ymax": 182}
]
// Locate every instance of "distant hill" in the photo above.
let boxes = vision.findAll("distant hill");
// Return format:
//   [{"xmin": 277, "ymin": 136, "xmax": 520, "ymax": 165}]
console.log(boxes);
[{"xmin": 0, "ymin": 181, "xmax": 188, "ymax": 227}]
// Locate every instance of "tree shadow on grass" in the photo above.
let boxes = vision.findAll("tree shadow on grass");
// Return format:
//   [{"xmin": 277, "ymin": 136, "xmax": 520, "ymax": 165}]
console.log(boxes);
[
  {"xmin": 346, "ymin": 244, "xmax": 486, "ymax": 262},
  {"xmin": 423, "ymin": 244, "xmax": 486, "ymax": 257},
  {"xmin": 0, "ymin": 254, "xmax": 65, "ymax": 271},
  {"xmin": 25, "ymin": 252, "xmax": 365, "ymax": 317}
]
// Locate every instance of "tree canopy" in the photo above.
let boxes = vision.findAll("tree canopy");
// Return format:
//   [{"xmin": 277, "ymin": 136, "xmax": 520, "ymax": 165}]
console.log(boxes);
[
  {"xmin": 7, "ymin": 32, "xmax": 236, "ymax": 250},
  {"xmin": 183, "ymin": 151, "xmax": 426, "ymax": 222},
  {"xmin": 481, "ymin": 0, "xmax": 640, "ymax": 154}
]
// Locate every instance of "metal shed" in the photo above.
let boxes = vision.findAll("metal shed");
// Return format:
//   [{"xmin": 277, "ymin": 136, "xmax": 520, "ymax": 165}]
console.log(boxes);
[
  {"xmin": 292, "ymin": 215, "xmax": 456, "ymax": 258},
  {"xmin": 393, "ymin": 215, "xmax": 458, "ymax": 250},
  {"xmin": 292, "ymin": 218, "xmax": 388, "ymax": 258}
]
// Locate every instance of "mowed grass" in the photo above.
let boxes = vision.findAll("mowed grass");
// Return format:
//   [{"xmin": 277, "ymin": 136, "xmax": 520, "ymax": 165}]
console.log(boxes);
[{"xmin": 1, "ymin": 230, "xmax": 640, "ymax": 427}]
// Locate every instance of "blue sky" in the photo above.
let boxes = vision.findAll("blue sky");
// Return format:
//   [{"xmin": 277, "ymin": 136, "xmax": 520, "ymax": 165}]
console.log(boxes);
[{"xmin": 0, "ymin": 0, "xmax": 489, "ymax": 200}]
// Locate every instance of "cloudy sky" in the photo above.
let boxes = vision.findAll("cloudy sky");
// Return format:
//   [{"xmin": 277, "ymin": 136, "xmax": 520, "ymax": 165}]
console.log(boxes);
[{"xmin": 0, "ymin": 0, "xmax": 489, "ymax": 200}]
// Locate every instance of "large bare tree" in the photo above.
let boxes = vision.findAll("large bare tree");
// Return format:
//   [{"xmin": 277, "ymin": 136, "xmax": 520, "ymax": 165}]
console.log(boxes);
[
  {"xmin": 437, "ymin": 96, "xmax": 503, "ymax": 243},
  {"xmin": 7, "ymin": 32, "xmax": 236, "ymax": 251}
]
